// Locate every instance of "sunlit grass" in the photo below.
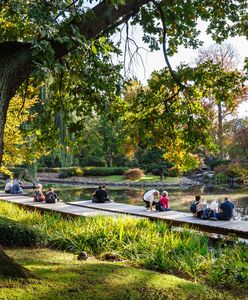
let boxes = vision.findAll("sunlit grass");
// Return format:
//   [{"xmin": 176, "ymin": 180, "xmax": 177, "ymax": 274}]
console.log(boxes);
[
  {"xmin": 1, "ymin": 248, "xmax": 244, "ymax": 300},
  {"xmin": 0, "ymin": 201, "xmax": 247, "ymax": 291},
  {"xmin": 95, "ymin": 174, "xmax": 181, "ymax": 183}
]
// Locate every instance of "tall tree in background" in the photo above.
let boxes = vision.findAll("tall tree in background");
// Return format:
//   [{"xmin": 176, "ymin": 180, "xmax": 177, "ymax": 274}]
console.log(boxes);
[{"xmin": 196, "ymin": 43, "xmax": 246, "ymax": 158}]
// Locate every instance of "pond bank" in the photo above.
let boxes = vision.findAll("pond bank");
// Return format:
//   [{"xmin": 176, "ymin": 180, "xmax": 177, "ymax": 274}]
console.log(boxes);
[{"xmin": 37, "ymin": 172, "xmax": 201, "ymax": 188}]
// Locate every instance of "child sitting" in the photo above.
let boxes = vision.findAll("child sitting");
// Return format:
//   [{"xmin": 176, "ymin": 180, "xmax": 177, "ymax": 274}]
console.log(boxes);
[
  {"xmin": 34, "ymin": 184, "xmax": 45, "ymax": 202},
  {"xmin": 156, "ymin": 191, "xmax": 170, "ymax": 211}
]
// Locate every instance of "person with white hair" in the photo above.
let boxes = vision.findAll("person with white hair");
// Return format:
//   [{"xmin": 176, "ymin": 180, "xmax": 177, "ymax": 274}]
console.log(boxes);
[
  {"xmin": 143, "ymin": 189, "xmax": 160, "ymax": 211},
  {"xmin": 34, "ymin": 184, "xmax": 45, "ymax": 202},
  {"xmin": 156, "ymin": 191, "xmax": 170, "ymax": 211}
]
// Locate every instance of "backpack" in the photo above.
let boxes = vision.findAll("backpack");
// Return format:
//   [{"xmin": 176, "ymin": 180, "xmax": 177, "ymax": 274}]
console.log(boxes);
[
  {"xmin": 156, "ymin": 201, "xmax": 165, "ymax": 212},
  {"xmin": 45, "ymin": 192, "xmax": 56, "ymax": 203},
  {"xmin": 190, "ymin": 201, "xmax": 198, "ymax": 213},
  {"xmin": 198, "ymin": 208, "xmax": 211, "ymax": 220}
]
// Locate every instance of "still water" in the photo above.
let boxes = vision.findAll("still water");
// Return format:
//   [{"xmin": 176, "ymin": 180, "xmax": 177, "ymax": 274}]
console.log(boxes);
[{"xmin": 56, "ymin": 185, "xmax": 248, "ymax": 219}]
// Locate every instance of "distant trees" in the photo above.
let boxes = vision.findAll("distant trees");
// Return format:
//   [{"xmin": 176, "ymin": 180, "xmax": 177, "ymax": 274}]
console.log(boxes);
[
  {"xmin": 196, "ymin": 43, "xmax": 246, "ymax": 159},
  {"xmin": 228, "ymin": 118, "xmax": 248, "ymax": 161}
]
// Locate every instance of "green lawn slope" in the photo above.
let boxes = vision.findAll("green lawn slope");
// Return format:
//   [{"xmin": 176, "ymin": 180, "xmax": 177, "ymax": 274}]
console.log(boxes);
[{"xmin": 1, "ymin": 248, "xmax": 246, "ymax": 300}]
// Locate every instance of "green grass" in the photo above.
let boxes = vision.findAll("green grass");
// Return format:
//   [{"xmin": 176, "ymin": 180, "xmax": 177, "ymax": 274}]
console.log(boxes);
[
  {"xmin": 1, "ymin": 248, "xmax": 246, "ymax": 300},
  {"xmin": 0, "ymin": 201, "xmax": 247, "ymax": 292},
  {"xmin": 95, "ymin": 174, "xmax": 181, "ymax": 183}
]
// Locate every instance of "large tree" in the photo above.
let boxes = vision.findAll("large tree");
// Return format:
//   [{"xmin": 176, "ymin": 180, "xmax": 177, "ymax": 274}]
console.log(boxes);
[{"xmin": 0, "ymin": 0, "xmax": 247, "ymax": 166}]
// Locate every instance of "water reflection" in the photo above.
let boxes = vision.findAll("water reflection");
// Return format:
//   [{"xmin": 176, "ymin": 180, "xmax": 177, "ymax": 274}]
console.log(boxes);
[{"xmin": 56, "ymin": 186, "xmax": 248, "ymax": 219}]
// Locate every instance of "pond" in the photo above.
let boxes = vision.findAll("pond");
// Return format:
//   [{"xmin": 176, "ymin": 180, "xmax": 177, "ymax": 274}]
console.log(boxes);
[{"xmin": 54, "ymin": 184, "xmax": 248, "ymax": 220}]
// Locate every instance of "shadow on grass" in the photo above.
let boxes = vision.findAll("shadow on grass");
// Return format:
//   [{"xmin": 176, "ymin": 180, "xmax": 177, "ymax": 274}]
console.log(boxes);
[{"xmin": 4, "ymin": 253, "xmax": 245, "ymax": 300}]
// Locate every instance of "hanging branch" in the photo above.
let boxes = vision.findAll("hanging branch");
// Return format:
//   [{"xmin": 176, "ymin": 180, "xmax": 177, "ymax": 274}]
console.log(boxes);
[{"xmin": 151, "ymin": 0, "xmax": 184, "ymax": 90}]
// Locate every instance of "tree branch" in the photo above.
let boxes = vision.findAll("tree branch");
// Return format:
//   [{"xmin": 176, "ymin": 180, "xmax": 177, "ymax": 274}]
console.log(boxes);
[{"xmin": 151, "ymin": 0, "xmax": 184, "ymax": 89}]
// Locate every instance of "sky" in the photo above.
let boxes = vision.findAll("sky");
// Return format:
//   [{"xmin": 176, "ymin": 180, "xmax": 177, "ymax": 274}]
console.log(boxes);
[{"xmin": 114, "ymin": 21, "xmax": 248, "ymax": 118}]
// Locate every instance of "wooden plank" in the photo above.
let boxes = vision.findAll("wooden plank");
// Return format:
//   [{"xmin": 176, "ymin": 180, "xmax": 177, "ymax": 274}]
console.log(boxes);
[{"xmin": 68, "ymin": 201, "xmax": 248, "ymax": 239}]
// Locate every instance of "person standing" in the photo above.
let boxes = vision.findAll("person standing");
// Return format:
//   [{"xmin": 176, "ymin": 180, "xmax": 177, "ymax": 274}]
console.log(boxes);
[{"xmin": 143, "ymin": 189, "xmax": 160, "ymax": 211}]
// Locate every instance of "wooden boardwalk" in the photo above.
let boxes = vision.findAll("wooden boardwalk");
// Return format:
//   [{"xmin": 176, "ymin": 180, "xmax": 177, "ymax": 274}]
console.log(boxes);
[
  {"xmin": 0, "ymin": 193, "xmax": 247, "ymax": 239},
  {"xmin": 0, "ymin": 193, "xmax": 117, "ymax": 217},
  {"xmin": 69, "ymin": 201, "xmax": 248, "ymax": 239}
]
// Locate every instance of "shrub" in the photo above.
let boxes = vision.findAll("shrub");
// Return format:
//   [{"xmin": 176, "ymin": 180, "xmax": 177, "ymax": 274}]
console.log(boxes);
[
  {"xmin": 0, "ymin": 217, "xmax": 44, "ymax": 247},
  {"xmin": 214, "ymin": 164, "xmax": 248, "ymax": 181},
  {"xmin": 215, "ymin": 173, "xmax": 228, "ymax": 182},
  {"xmin": 37, "ymin": 167, "xmax": 61, "ymax": 173},
  {"xmin": 151, "ymin": 169, "xmax": 160, "ymax": 176},
  {"xmin": 124, "ymin": 168, "xmax": 144, "ymax": 180},
  {"xmin": 59, "ymin": 167, "xmax": 84, "ymax": 178},
  {"xmin": 209, "ymin": 159, "xmax": 230, "ymax": 170},
  {"xmin": 83, "ymin": 167, "xmax": 128, "ymax": 176},
  {"xmin": 167, "ymin": 166, "xmax": 180, "ymax": 177}
]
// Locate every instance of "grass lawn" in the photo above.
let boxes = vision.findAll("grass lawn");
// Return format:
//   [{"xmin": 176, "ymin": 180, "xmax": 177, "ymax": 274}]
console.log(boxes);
[
  {"xmin": 1, "ymin": 248, "xmax": 246, "ymax": 300},
  {"xmin": 99, "ymin": 174, "xmax": 181, "ymax": 183}
]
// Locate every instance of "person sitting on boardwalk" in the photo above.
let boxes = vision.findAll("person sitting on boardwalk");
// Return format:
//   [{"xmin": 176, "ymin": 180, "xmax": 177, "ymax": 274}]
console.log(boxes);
[
  {"xmin": 215, "ymin": 197, "xmax": 234, "ymax": 221},
  {"xmin": 34, "ymin": 184, "xmax": 45, "ymax": 202},
  {"xmin": 92, "ymin": 186, "xmax": 109, "ymax": 203},
  {"xmin": 143, "ymin": 189, "xmax": 160, "ymax": 211},
  {"xmin": 4, "ymin": 179, "xmax": 13, "ymax": 193},
  {"xmin": 45, "ymin": 188, "xmax": 60, "ymax": 203},
  {"xmin": 156, "ymin": 191, "xmax": 170, "ymax": 211},
  {"xmin": 10, "ymin": 179, "xmax": 23, "ymax": 194},
  {"xmin": 190, "ymin": 195, "xmax": 210, "ymax": 219},
  {"xmin": 102, "ymin": 185, "xmax": 112, "ymax": 202}
]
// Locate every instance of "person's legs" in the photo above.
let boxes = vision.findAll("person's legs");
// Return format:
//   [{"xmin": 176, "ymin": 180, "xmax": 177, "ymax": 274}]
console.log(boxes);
[
  {"xmin": 215, "ymin": 212, "xmax": 230, "ymax": 220},
  {"xmin": 143, "ymin": 200, "xmax": 150, "ymax": 209}
]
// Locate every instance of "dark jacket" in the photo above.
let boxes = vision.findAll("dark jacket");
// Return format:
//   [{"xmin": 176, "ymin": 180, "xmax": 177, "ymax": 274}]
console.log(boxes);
[{"xmin": 94, "ymin": 189, "xmax": 106, "ymax": 203}]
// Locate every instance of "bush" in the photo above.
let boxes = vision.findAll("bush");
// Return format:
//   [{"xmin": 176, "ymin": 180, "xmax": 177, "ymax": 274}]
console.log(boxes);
[
  {"xmin": 167, "ymin": 167, "xmax": 180, "ymax": 177},
  {"xmin": 0, "ymin": 217, "xmax": 44, "ymax": 247},
  {"xmin": 209, "ymin": 159, "xmax": 230, "ymax": 170},
  {"xmin": 59, "ymin": 167, "xmax": 84, "ymax": 178},
  {"xmin": 151, "ymin": 169, "xmax": 160, "ymax": 176},
  {"xmin": 215, "ymin": 173, "xmax": 228, "ymax": 182},
  {"xmin": 83, "ymin": 167, "xmax": 128, "ymax": 176},
  {"xmin": 214, "ymin": 164, "xmax": 248, "ymax": 181},
  {"xmin": 124, "ymin": 168, "xmax": 144, "ymax": 180},
  {"xmin": 37, "ymin": 167, "xmax": 61, "ymax": 173}
]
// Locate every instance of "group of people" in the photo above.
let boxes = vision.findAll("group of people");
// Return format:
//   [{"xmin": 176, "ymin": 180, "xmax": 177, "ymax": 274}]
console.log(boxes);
[
  {"xmin": 5, "ymin": 179, "xmax": 59, "ymax": 203},
  {"xmin": 190, "ymin": 195, "xmax": 235, "ymax": 221},
  {"xmin": 143, "ymin": 189, "xmax": 170, "ymax": 211},
  {"xmin": 34, "ymin": 184, "xmax": 59, "ymax": 203},
  {"xmin": 142, "ymin": 189, "xmax": 235, "ymax": 221},
  {"xmin": 4, "ymin": 178, "xmax": 23, "ymax": 194}
]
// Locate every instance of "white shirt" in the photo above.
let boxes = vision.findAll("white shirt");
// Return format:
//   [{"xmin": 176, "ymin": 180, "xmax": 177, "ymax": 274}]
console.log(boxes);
[
  {"xmin": 143, "ymin": 189, "xmax": 159, "ymax": 203},
  {"xmin": 5, "ymin": 181, "xmax": 13, "ymax": 192}
]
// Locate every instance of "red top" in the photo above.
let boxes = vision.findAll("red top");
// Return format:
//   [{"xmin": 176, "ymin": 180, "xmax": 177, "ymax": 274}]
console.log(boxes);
[{"xmin": 159, "ymin": 195, "xmax": 168, "ymax": 209}]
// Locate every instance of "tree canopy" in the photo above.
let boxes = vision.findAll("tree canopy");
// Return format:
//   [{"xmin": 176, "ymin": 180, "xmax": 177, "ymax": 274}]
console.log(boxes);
[{"xmin": 0, "ymin": 0, "xmax": 247, "ymax": 166}]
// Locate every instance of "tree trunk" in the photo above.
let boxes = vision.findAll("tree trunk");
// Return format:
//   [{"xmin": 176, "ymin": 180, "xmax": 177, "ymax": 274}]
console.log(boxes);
[
  {"xmin": 217, "ymin": 102, "xmax": 224, "ymax": 159},
  {"xmin": 0, "ymin": 42, "xmax": 33, "ymax": 165},
  {"xmin": 0, "ymin": 247, "xmax": 36, "ymax": 279}
]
